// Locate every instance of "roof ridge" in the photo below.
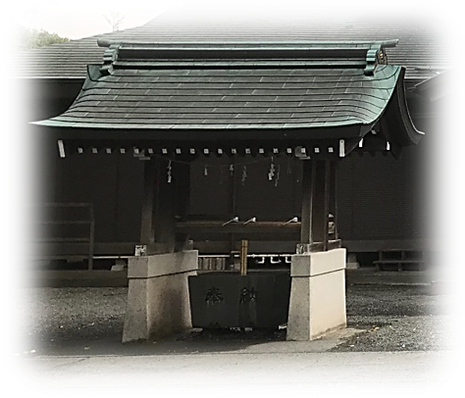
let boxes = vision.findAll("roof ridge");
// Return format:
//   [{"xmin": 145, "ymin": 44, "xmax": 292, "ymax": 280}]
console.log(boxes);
[
  {"xmin": 15, "ymin": 15, "xmax": 448, "ymax": 80},
  {"xmin": 96, "ymin": 41, "xmax": 395, "ymax": 77}
]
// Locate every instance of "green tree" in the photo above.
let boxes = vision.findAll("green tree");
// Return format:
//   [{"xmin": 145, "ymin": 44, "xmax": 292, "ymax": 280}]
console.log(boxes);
[
  {"xmin": 18, "ymin": 27, "xmax": 69, "ymax": 49},
  {"xmin": 102, "ymin": 10, "xmax": 126, "ymax": 32}
]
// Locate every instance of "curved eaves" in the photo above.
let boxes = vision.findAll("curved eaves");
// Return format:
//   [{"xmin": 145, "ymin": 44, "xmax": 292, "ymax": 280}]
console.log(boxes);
[
  {"xmin": 32, "ymin": 64, "xmax": 403, "ymax": 134},
  {"xmin": 380, "ymin": 68, "xmax": 424, "ymax": 147}
]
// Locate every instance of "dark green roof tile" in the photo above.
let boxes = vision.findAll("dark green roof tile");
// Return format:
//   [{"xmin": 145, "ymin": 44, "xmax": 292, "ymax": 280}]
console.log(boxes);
[{"xmin": 36, "ymin": 60, "xmax": 401, "ymax": 130}]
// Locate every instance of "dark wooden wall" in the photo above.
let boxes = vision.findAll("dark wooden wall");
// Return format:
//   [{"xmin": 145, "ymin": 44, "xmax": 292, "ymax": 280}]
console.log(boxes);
[
  {"xmin": 25, "ymin": 79, "xmax": 145, "ymax": 244},
  {"xmin": 338, "ymin": 126, "xmax": 451, "ymax": 240}
]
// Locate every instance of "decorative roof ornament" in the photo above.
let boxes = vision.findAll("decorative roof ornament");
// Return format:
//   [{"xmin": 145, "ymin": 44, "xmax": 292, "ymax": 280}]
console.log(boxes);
[
  {"xmin": 364, "ymin": 43, "xmax": 392, "ymax": 76},
  {"xmin": 100, "ymin": 44, "xmax": 119, "ymax": 76}
]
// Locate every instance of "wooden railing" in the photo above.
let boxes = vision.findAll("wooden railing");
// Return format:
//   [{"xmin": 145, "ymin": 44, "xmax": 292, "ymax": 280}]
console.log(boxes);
[{"xmin": 13, "ymin": 203, "xmax": 95, "ymax": 270}]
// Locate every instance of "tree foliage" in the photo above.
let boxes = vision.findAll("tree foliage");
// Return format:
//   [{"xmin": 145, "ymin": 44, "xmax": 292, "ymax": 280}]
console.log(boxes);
[
  {"xmin": 102, "ymin": 10, "xmax": 126, "ymax": 32},
  {"xmin": 18, "ymin": 28, "xmax": 70, "ymax": 49}
]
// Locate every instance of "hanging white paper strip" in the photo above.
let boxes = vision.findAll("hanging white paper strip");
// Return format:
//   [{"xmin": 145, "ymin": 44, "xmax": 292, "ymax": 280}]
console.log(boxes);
[
  {"xmin": 167, "ymin": 160, "xmax": 172, "ymax": 183},
  {"xmin": 268, "ymin": 157, "xmax": 275, "ymax": 180},
  {"xmin": 57, "ymin": 140, "xmax": 65, "ymax": 158},
  {"xmin": 339, "ymin": 139, "xmax": 346, "ymax": 157},
  {"xmin": 275, "ymin": 165, "xmax": 281, "ymax": 187}
]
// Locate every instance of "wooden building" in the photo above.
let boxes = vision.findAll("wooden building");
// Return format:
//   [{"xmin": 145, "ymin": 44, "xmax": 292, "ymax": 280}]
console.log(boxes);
[{"xmin": 18, "ymin": 7, "xmax": 449, "ymax": 270}]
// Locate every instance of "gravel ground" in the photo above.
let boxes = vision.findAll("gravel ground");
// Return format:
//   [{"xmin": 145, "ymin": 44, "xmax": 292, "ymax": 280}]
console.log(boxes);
[
  {"xmin": 22, "ymin": 287, "xmax": 128, "ymax": 348},
  {"xmin": 334, "ymin": 284, "xmax": 451, "ymax": 352},
  {"xmin": 18, "ymin": 276, "xmax": 452, "ymax": 355}
]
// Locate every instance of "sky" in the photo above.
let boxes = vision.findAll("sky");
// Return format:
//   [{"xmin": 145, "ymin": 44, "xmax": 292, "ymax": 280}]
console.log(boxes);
[{"xmin": 12, "ymin": 0, "xmax": 183, "ymax": 40}]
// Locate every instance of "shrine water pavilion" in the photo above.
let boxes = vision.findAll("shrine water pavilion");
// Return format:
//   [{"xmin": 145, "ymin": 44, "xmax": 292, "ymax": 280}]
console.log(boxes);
[{"xmin": 22, "ymin": 7, "xmax": 447, "ymax": 340}]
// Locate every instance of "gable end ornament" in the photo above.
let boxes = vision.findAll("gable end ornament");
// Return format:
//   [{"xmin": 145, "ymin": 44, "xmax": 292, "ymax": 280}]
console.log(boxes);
[
  {"xmin": 100, "ymin": 44, "xmax": 120, "ymax": 76},
  {"xmin": 364, "ymin": 46, "xmax": 389, "ymax": 76}
]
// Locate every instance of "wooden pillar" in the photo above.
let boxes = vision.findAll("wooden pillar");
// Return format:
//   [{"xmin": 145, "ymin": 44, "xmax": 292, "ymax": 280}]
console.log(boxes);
[
  {"xmin": 299, "ymin": 160, "xmax": 331, "ymax": 253},
  {"xmin": 323, "ymin": 160, "xmax": 331, "ymax": 250},
  {"xmin": 175, "ymin": 161, "xmax": 192, "ymax": 250},
  {"xmin": 140, "ymin": 159, "xmax": 157, "ymax": 246},
  {"xmin": 140, "ymin": 160, "xmax": 156, "ymax": 245},
  {"xmin": 240, "ymin": 239, "xmax": 248, "ymax": 276},
  {"xmin": 312, "ymin": 160, "xmax": 328, "ymax": 246},
  {"xmin": 175, "ymin": 162, "xmax": 191, "ymax": 220},
  {"xmin": 300, "ymin": 159, "xmax": 315, "ymax": 245},
  {"xmin": 156, "ymin": 159, "xmax": 176, "ymax": 251},
  {"xmin": 329, "ymin": 160, "xmax": 339, "ymax": 240},
  {"xmin": 229, "ymin": 155, "xmax": 239, "ymax": 264},
  {"xmin": 140, "ymin": 158, "xmax": 177, "ymax": 254}
]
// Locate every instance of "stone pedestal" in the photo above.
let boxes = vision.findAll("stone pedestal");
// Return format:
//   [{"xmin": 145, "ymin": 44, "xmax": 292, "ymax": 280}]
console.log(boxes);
[
  {"xmin": 122, "ymin": 250, "xmax": 198, "ymax": 343},
  {"xmin": 111, "ymin": 258, "xmax": 127, "ymax": 271},
  {"xmin": 346, "ymin": 252, "xmax": 360, "ymax": 269},
  {"xmin": 287, "ymin": 248, "xmax": 347, "ymax": 340}
]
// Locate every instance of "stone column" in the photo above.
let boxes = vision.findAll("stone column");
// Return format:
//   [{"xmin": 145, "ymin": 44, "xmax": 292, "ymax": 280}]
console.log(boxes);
[
  {"xmin": 346, "ymin": 253, "xmax": 360, "ymax": 269},
  {"xmin": 287, "ymin": 248, "xmax": 347, "ymax": 340},
  {"xmin": 122, "ymin": 250, "xmax": 198, "ymax": 343}
]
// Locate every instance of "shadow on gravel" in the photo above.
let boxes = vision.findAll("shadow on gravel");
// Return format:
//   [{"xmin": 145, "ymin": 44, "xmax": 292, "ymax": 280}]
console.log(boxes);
[{"xmin": 29, "ymin": 328, "xmax": 286, "ymax": 357}]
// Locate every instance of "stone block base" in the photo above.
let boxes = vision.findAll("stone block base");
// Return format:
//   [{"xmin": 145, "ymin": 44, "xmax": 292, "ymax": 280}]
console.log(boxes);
[
  {"xmin": 346, "ymin": 253, "xmax": 360, "ymax": 269},
  {"xmin": 122, "ymin": 250, "xmax": 198, "ymax": 343},
  {"xmin": 287, "ymin": 248, "xmax": 347, "ymax": 340},
  {"xmin": 111, "ymin": 258, "xmax": 127, "ymax": 271}
]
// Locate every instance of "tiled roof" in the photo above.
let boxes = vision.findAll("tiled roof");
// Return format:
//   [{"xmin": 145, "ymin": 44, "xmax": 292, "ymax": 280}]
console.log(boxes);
[
  {"xmin": 413, "ymin": 69, "xmax": 453, "ymax": 102},
  {"xmin": 34, "ymin": 42, "xmax": 422, "ymax": 151},
  {"xmin": 16, "ymin": 7, "xmax": 449, "ymax": 81},
  {"xmin": 36, "ymin": 59, "xmax": 398, "ymax": 129}
]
